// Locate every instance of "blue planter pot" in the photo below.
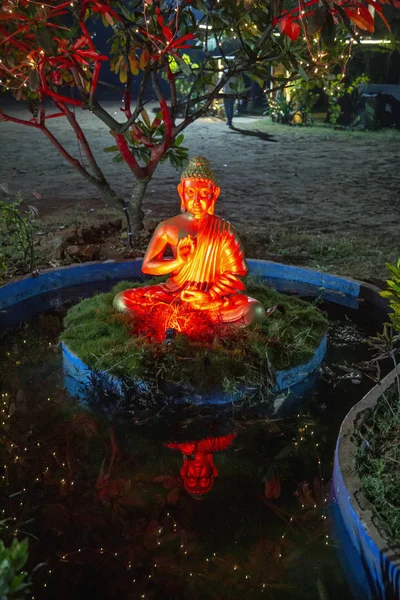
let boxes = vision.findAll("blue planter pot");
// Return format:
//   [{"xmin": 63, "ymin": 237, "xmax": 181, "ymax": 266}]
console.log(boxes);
[
  {"xmin": 0, "ymin": 258, "xmax": 385, "ymax": 405},
  {"xmin": 332, "ymin": 367, "xmax": 400, "ymax": 600}
]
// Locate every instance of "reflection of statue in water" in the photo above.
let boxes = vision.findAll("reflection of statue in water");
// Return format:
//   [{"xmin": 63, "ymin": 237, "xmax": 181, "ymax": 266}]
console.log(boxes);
[
  {"xmin": 113, "ymin": 156, "xmax": 271, "ymax": 326},
  {"xmin": 166, "ymin": 433, "xmax": 237, "ymax": 498}
]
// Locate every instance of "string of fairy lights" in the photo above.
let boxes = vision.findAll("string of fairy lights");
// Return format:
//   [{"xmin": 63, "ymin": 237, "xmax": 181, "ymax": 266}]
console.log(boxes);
[
  {"xmin": 0, "ymin": 0, "xmax": 392, "ymax": 96},
  {"xmin": 1, "ymin": 385, "xmax": 334, "ymax": 598}
]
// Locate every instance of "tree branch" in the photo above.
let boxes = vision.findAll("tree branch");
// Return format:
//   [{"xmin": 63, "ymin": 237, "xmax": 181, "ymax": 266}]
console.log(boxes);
[
  {"xmin": 255, "ymin": 24, "xmax": 274, "ymax": 52},
  {"xmin": 117, "ymin": 66, "xmax": 151, "ymax": 134},
  {"xmin": 122, "ymin": 36, "xmax": 133, "ymax": 117},
  {"xmin": 0, "ymin": 109, "xmax": 41, "ymax": 129},
  {"xmin": 151, "ymin": 70, "xmax": 173, "ymax": 145},
  {"xmin": 86, "ymin": 98, "xmax": 120, "ymax": 130},
  {"xmin": 55, "ymin": 100, "xmax": 109, "ymax": 184},
  {"xmin": 166, "ymin": 64, "xmax": 177, "ymax": 119},
  {"xmin": 175, "ymin": 76, "xmax": 294, "ymax": 137},
  {"xmin": 174, "ymin": 73, "xmax": 229, "ymax": 136},
  {"xmin": 114, "ymin": 133, "xmax": 145, "ymax": 179}
]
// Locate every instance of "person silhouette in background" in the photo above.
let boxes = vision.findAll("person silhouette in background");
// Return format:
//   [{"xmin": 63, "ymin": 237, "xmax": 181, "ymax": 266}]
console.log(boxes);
[{"xmin": 222, "ymin": 72, "xmax": 238, "ymax": 127}]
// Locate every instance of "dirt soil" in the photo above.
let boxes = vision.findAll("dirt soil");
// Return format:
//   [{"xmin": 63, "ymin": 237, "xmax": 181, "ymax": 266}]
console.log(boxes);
[{"xmin": 1, "ymin": 100, "xmax": 400, "ymax": 279}]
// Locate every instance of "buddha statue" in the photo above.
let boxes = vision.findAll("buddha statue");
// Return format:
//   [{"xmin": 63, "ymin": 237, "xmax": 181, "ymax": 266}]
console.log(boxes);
[
  {"xmin": 165, "ymin": 433, "xmax": 237, "ymax": 498},
  {"xmin": 113, "ymin": 156, "xmax": 272, "ymax": 326}
]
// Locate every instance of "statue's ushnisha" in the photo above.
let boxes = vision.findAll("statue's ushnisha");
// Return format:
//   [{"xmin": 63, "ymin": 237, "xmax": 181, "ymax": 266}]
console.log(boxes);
[{"xmin": 113, "ymin": 156, "xmax": 268, "ymax": 325}]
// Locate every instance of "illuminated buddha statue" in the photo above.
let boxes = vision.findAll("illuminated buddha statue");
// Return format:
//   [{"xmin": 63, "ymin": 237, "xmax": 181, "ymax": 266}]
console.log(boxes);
[
  {"xmin": 166, "ymin": 433, "xmax": 237, "ymax": 498},
  {"xmin": 113, "ymin": 156, "xmax": 268, "ymax": 325}
]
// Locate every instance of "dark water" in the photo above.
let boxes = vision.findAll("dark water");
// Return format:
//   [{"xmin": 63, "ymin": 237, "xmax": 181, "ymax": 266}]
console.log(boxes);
[{"xmin": 0, "ymin": 281, "xmax": 388, "ymax": 600}]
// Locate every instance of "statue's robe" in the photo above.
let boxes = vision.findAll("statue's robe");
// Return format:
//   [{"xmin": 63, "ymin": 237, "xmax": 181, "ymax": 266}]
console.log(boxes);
[{"xmin": 165, "ymin": 216, "xmax": 247, "ymax": 297}]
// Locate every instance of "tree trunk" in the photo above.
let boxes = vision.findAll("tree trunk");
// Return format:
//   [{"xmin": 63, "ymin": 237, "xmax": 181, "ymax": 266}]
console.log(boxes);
[{"xmin": 131, "ymin": 176, "xmax": 151, "ymax": 242}]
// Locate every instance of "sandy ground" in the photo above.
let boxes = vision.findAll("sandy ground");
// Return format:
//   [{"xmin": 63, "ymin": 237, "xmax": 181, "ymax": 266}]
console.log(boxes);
[{"xmin": 1, "ymin": 100, "xmax": 400, "ymax": 238}]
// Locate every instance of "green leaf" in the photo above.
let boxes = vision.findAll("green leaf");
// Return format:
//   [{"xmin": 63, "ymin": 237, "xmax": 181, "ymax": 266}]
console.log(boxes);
[
  {"xmin": 387, "ymin": 281, "xmax": 400, "ymax": 293},
  {"xmin": 10, "ymin": 538, "xmax": 29, "ymax": 572},
  {"xmin": 298, "ymin": 64, "xmax": 309, "ymax": 81},
  {"xmin": 28, "ymin": 70, "xmax": 40, "ymax": 92},
  {"xmin": 174, "ymin": 133, "xmax": 184, "ymax": 147},
  {"xmin": 35, "ymin": 28, "xmax": 56, "ymax": 53},
  {"xmin": 9, "ymin": 572, "xmax": 30, "ymax": 593},
  {"xmin": 120, "ymin": 4, "xmax": 133, "ymax": 20},
  {"xmin": 141, "ymin": 109, "xmax": 151, "ymax": 128},
  {"xmin": 173, "ymin": 54, "xmax": 192, "ymax": 77},
  {"xmin": 274, "ymin": 445, "xmax": 292, "ymax": 460},
  {"xmin": 103, "ymin": 145, "xmax": 119, "ymax": 153}
]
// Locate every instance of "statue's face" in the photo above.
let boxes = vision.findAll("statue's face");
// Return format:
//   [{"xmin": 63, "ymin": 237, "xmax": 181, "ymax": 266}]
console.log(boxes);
[
  {"xmin": 181, "ymin": 455, "xmax": 217, "ymax": 497},
  {"xmin": 182, "ymin": 178, "xmax": 215, "ymax": 218}
]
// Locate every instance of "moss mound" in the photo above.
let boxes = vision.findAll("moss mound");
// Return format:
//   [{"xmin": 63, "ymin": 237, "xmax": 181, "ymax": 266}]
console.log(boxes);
[{"xmin": 61, "ymin": 279, "xmax": 328, "ymax": 399}]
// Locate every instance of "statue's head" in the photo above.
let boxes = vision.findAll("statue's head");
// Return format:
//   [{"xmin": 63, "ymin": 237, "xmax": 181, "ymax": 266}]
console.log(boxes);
[
  {"xmin": 180, "ymin": 453, "xmax": 218, "ymax": 499},
  {"xmin": 178, "ymin": 156, "xmax": 221, "ymax": 217}
]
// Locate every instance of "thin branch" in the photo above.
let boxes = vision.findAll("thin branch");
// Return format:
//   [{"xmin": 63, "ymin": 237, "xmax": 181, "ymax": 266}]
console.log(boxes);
[
  {"xmin": 38, "ymin": 61, "xmax": 82, "ymax": 107},
  {"xmin": 174, "ymin": 76, "xmax": 295, "ymax": 137},
  {"xmin": 117, "ymin": 66, "xmax": 151, "ymax": 134},
  {"xmin": 213, "ymin": 25, "xmax": 229, "ymax": 65},
  {"xmin": 39, "ymin": 124, "xmax": 103, "ymax": 185},
  {"xmin": 86, "ymin": 98, "xmax": 120, "ymax": 130},
  {"xmin": 114, "ymin": 132, "xmax": 145, "ymax": 179},
  {"xmin": 166, "ymin": 64, "xmax": 177, "ymax": 119},
  {"xmin": 38, "ymin": 117, "xmax": 134, "ymax": 241},
  {"xmin": 122, "ymin": 35, "xmax": 133, "ymax": 117},
  {"xmin": 0, "ymin": 109, "xmax": 41, "ymax": 129},
  {"xmin": 151, "ymin": 70, "xmax": 173, "ymax": 144},
  {"xmin": 70, "ymin": 64, "xmax": 88, "ymax": 97},
  {"xmin": 174, "ymin": 73, "xmax": 229, "ymax": 136},
  {"xmin": 55, "ymin": 100, "xmax": 108, "ymax": 183},
  {"xmin": 255, "ymin": 24, "xmax": 274, "ymax": 52}
]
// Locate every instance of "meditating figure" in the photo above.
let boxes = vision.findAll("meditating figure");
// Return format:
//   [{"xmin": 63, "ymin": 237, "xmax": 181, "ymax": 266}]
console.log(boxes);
[
  {"xmin": 113, "ymin": 156, "xmax": 268, "ymax": 325},
  {"xmin": 166, "ymin": 433, "xmax": 237, "ymax": 498}
]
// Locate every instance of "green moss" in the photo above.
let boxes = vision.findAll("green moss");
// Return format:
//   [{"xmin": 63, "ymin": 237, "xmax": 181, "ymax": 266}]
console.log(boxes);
[
  {"xmin": 355, "ymin": 385, "xmax": 400, "ymax": 546},
  {"xmin": 61, "ymin": 279, "xmax": 328, "ymax": 398}
]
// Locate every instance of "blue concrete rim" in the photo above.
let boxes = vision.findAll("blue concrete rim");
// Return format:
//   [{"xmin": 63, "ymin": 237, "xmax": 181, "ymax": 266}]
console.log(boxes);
[
  {"xmin": 332, "ymin": 366, "xmax": 400, "ymax": 600},
  {"xmin": 0, "ymin": 258, "xmax": 363, "ymax": 311},
  {"xmin": 0, "ymin": 258, "xmax": 385, "ymax": 405},
  {"xmin": 61, "ymin": 333, "xmax": 328, "ymax": 403}
]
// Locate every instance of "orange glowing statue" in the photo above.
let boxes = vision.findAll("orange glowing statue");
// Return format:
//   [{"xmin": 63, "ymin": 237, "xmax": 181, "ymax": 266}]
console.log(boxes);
[
  {"xmin": 113, "ymin": 156, "xmax": 269, "ymax": 326},
  {"xmin": 166, "ymin": 433, "xmax": 237, "ymax": 498}
]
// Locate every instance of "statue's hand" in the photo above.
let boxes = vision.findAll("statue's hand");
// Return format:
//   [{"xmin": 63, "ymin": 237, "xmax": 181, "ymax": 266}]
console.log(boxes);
[
  {"xmin": 180, "ymin": 289, "xmax": 211, "ymax": 307},
  {"xmin": 177, "ymin": 235, "xmax": 196, "ymax": 265}
]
